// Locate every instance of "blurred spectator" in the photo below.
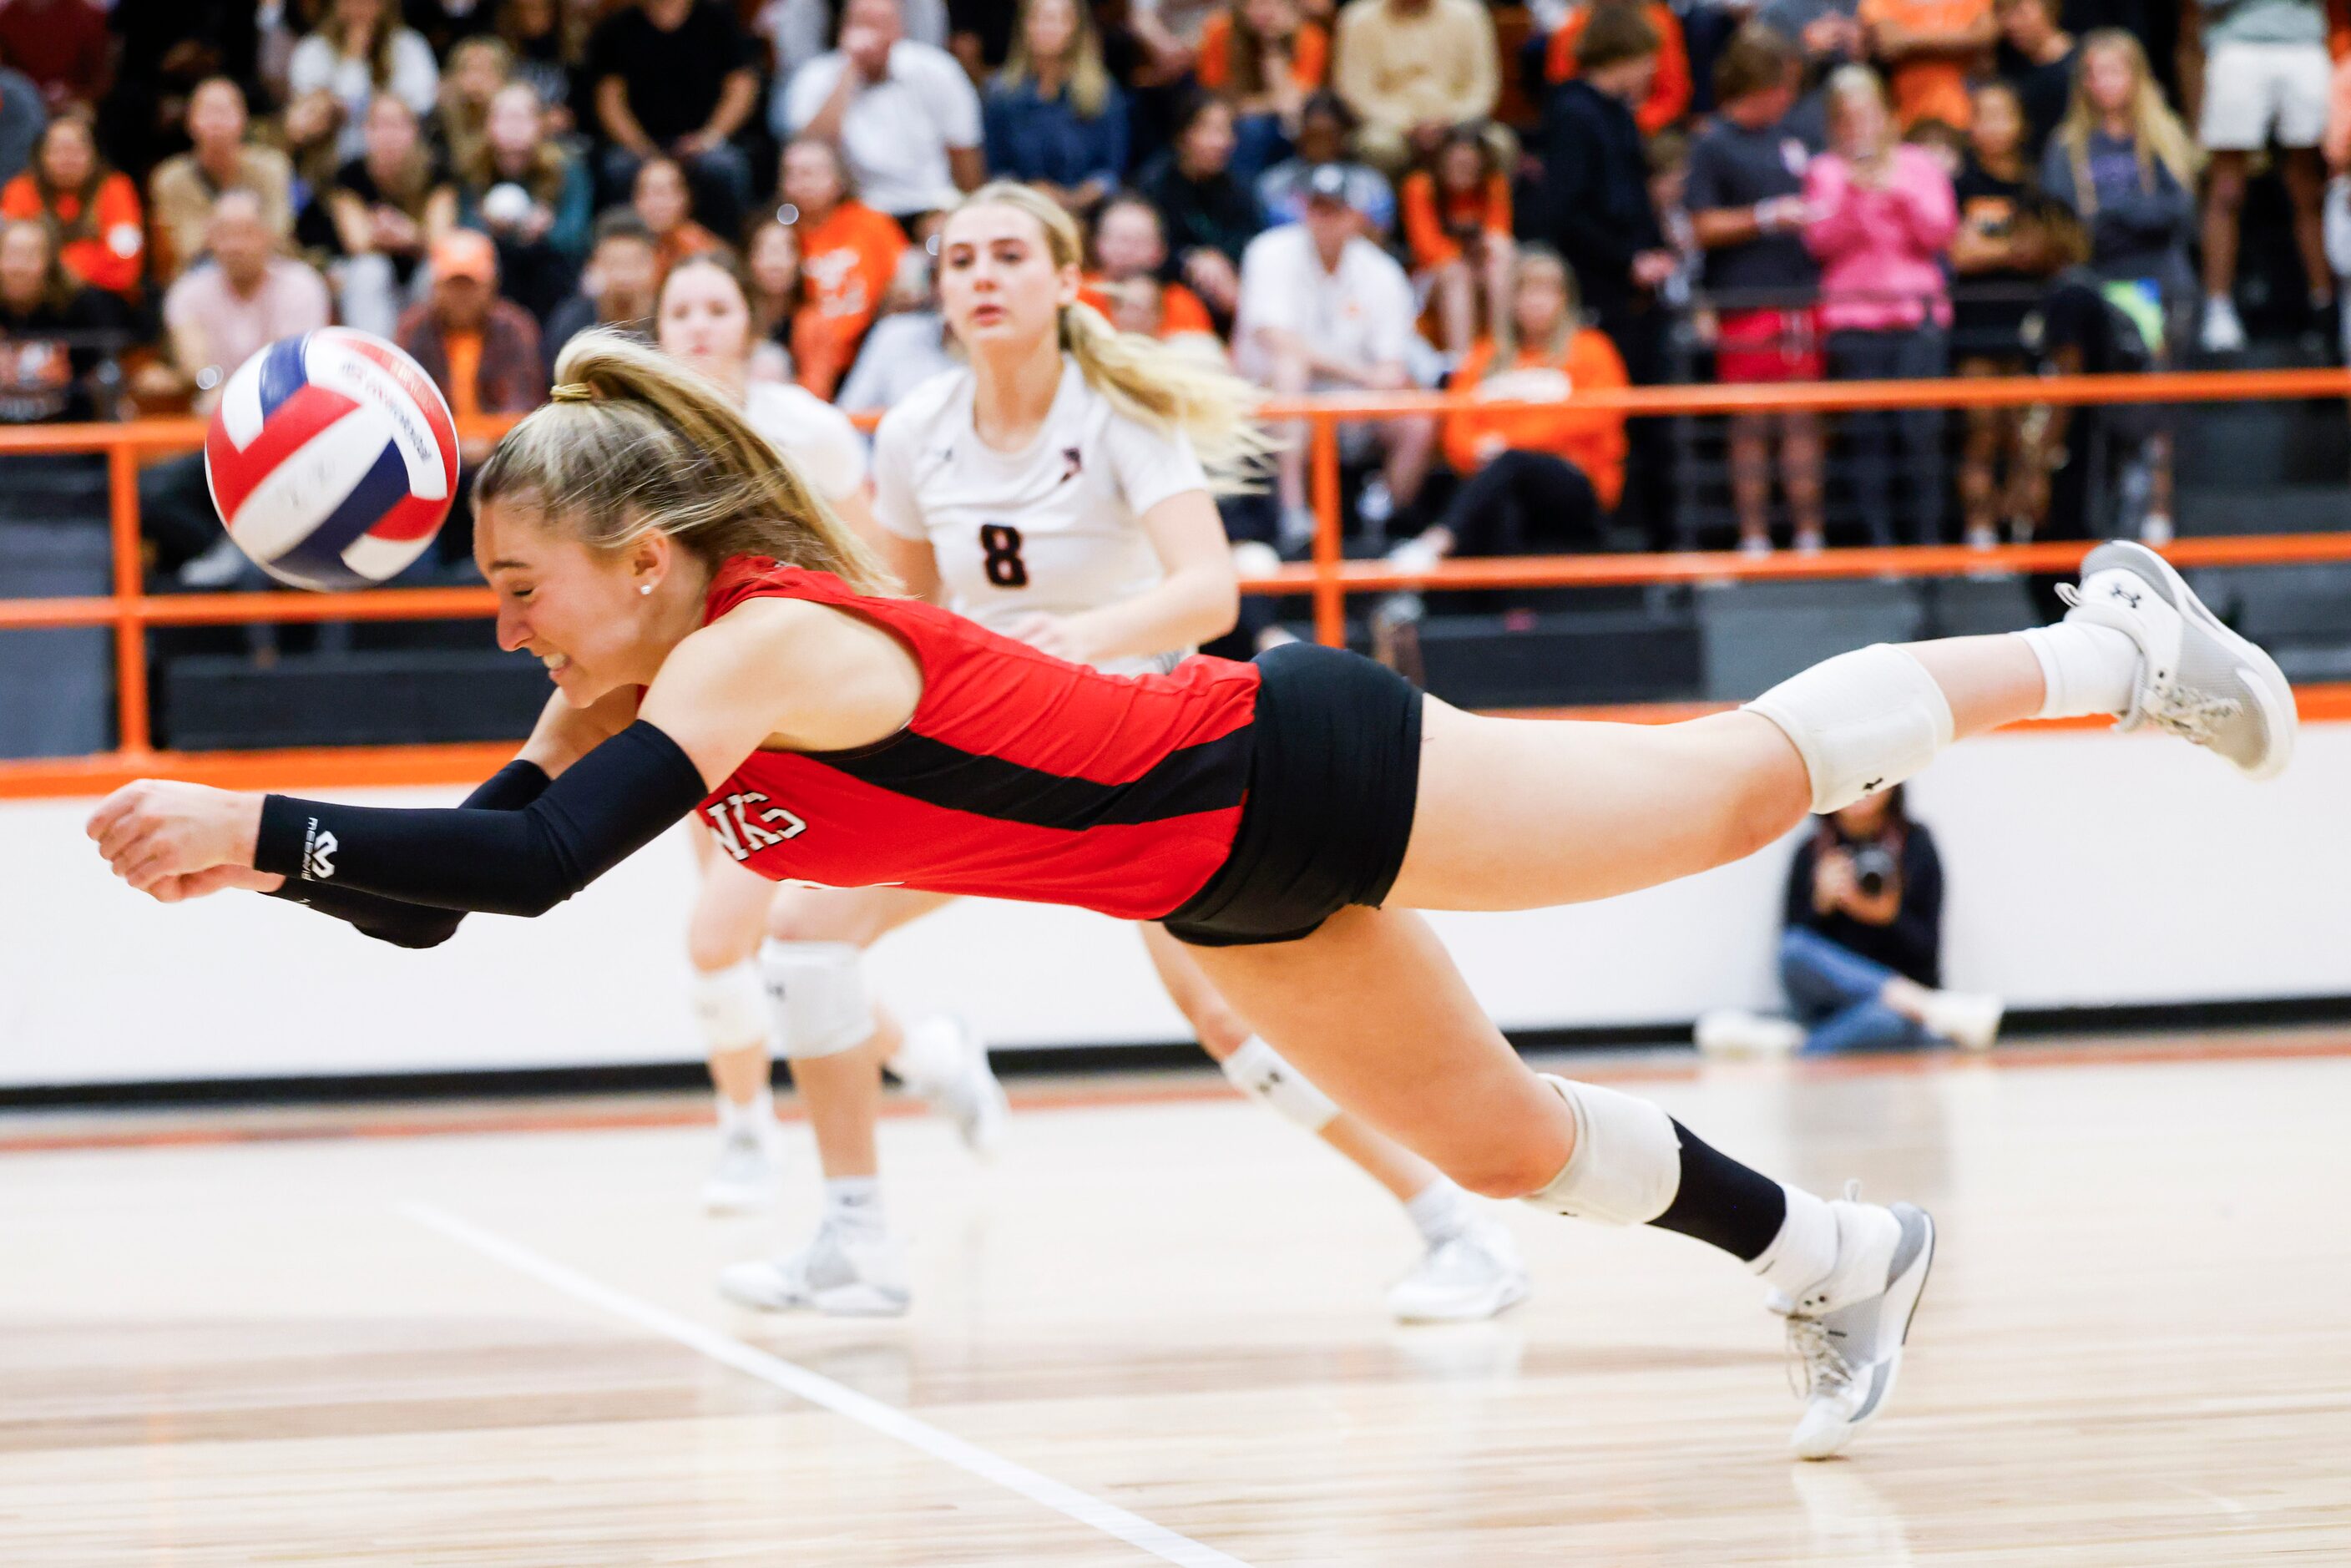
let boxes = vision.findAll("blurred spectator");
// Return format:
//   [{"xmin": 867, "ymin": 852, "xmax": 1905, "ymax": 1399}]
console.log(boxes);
[
  {"xmin": 0, "ymin": 0, "xmax": 110, "ymax": 118},
  {"xmin": 1136, "ymin": 92, "xmax": 1264, "ymax": 323},
  {"xmin": 741, "ymin": 216, "xmax": 801, "ymax": 382},
  {"xmin": 141, "ymin": 190, "xmax": 332, "ymax": 579},
  {"xmin": 499, "ymin": 0, "xmax": 588, "ymax": 134},
  {"xmin": 1687, "ymin": 23, "xmax": 1826, "ymax": 554},
  {"xmin": 2010, "ymin": 193, "xmax": 2163, "ymax": 561},
  {"xmin": 779, "ymin": 0, "xmax": 983, "ymax": 230},
  {"xmin": 1258, "ymin": 90, "xmax": 1395, "ymax": 235},
  {"xmin": 983, "ymin": 0, "xmax": 1130, "ymax": 214},
  {"xmin": 397, "ymin": 228, "xmax": 547, "ymax": 433},
  {"xmin": 544, "ymin": 207, "xmax": 661, "ymax": 357},
  {"xmin": 1648, "ymin": 129, "xmax": 1699, "ymax": 306},
  {"xmin": 0, "ymin": 63, "xmax": 42, "ymax": 190},
  {"xmin": 407, "ymin": 0, "xmax": 503, "ymax": 59},
  {"xmin": 1996, "ymin": 0, "xmax": 2075, "ymax": 151},
  {"xmin": 837, "ymin": 248, "xmax": 957, "ymax": 408},
  {"xmin": 1400, "ymin": 123, "xmax": 1514, "ymax": 357},
  {"xmin": 1332, "ymin": 0, "xmax": 1499, "ymax": 177},
  {"xmin": 2328, "ymin": 53, "xmax": 2351, "ymax": 358},
  {"xmin": 1197, "ymin": 0, "xmax": 1330, "ymax": 182},
  {"xmin": 587, "ymin": 0, "xmax": 760, "ymax": 232},
  {"xmin": 314, "ymin": 94, "xmax": 457, "ymax": 340},
  {"xmin": 2039, "ymin": 31, "xmax": 2198, "ymax": 332},
  {"xmin": 431, "ymin": 35, "xmax": 515, "ymax": 173},
  {"xmin": 287, "ymin": 0, "xmax": 444, "ymax": 167},
  {"xmin": 766, "ymin": 0, "xmax": 952, "ymax": 88},
  {"xmin": 1804, "ymin": 64, "xmax": 1956, "ymax": 545},
  {"xmin": 777, "ymin": 135, "xmax": 908, "ymax": 397},
  {"xmin": 0, "ymin": 218, "xmax": 108, "ymax": 422},
  {"xmin": 101, "ymin": 1, "xmax": 259, "ymax": 181},
  {"xmin": 1951, "ymin": 80, "xmax": 2036, "ymax": 546},
  {"xmin": 148, "ymin": 78, "xmax": 296, "ymax": 284},
  {"xmin": 1388, "ymin": 246, "xmax": 1627, "ymax": 572},
  {"xmin": 634, "ymin": 154, "xmax": 722, "ymax": 275},
  {"xmin": 1858, "ymin": 0, "xmax": 1994, "ymax": 131},
  {"xmin": 1079, "ymin": 195, "xmax": 1220, "ymax": 341},
  {"xmin": 0, "ymin": 119, "xmax": 145, "ymax": 310},
  {"xmin": 1902, "ymin": 114, "xmax": 1968, "ymax": 177},
  {"xmin": 1543, "ymin": 0, "xmax": 1693, "ymax": 137},
  {"xmin": 1698, "ymin": 787, "xmax": 2001, "ymax": 1057},
  {"xmin": 2187, "ymin": 0, "xmax": 2330, "ymax": 353},
  {"xmin": 396, "ymin": 226, "xmax": 545, "ymax": 563},
  {"xmin": 1540, "ymin": 8, "xmax": 1674, "ymax": 348},
  {"xmin": 1757, "ymin": 0, "xmax": 1865, "ymax": 147},
  {"xmin": 1234, "ymin": 164, "xmax": 1433, "ymax": 549},
  {"xmin": 456, "ymin": 80, "xmax": 593, "ymax": 323}
]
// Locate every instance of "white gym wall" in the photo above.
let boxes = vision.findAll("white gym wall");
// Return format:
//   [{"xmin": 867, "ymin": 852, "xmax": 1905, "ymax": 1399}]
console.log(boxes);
[{"xmin": 6, "ymin": 721, "xmax": 2348, "ymax": 1089}]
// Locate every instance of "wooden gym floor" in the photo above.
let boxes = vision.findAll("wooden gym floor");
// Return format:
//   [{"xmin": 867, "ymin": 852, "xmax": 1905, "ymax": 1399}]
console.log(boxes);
[{"xmin": 3, "ymin": 1031, "xmax": 2349, "ymax": 1565}]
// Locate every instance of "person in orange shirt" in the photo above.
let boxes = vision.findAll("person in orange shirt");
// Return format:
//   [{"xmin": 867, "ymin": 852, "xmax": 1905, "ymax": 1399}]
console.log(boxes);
[
  {"xmin": 0, "ymin": 117, "xmax": 145, "ymax": 307},
  {"xmin": 780, "ymin": 136, "xmax": 908, "ymax": 399},
  {"xmin": 1545, "ymin": 0, "xmax": 1691, "ymax": 136},
  {"xmin": 1196, "ymin": 0, "xmax": 1331, "ymax": 180},
  {"xmin": 1389, "ymin": 246, "xmax": 1627, "ymax": 573},
  {"xmin": 633, "ymin": 155, "xmax": 722, "ymax": 279},
  {"xmin": 1858, "ymin": 0, "xmax": 1994, "ymax": 130},
  {"xmin": 1078, "ymin": 194, "xmax": 1221, "ymax": 344},
  {"xmin": 1399, "ymin": 124, "xmax": 1514, "ymax": 356}
]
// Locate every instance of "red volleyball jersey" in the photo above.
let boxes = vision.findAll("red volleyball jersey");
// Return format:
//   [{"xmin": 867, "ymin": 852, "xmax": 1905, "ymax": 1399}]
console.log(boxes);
[{"xmin": 694, "ymin": 557, "xmax": 1261, "ymax": 919}]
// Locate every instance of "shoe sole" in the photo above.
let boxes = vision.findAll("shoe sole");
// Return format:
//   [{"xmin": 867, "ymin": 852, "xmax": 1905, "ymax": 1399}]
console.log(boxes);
[
  {"xmin": 1390, "ymin": 1271, "xmax": 1531, "ymax": 1325},
  {"xmin": 702, "ymin": 1185, "xmax": 776, "ymax": 1216},
  {"xmin": 717, "ymin": 1274, "xmax": 911, "ymax": 1318},
  {"xmin": 2084, "ymin": 539, "xmax": 2297, "ymax": 781}
]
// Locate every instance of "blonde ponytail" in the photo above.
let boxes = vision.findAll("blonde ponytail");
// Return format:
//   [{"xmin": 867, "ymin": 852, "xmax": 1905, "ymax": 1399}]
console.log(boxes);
[
  {"xmin": 954, "ymin": 181, "xmax": 1278, "ymax": 491},
  {"xmin": 476, "ymin": 328, "xmax": 893, "ymax": 594}
]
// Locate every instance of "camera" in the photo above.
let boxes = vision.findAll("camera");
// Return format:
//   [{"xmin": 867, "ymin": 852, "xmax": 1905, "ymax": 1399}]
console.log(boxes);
[{"xmin": 1849, "ymin": 843, "xmax": 1899, "ymax": 899}]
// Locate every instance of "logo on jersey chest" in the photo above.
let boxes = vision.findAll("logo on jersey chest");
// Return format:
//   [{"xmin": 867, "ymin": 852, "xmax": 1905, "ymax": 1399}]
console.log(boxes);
[{"xmin": 703, "ymin": 791, "xmax": 808, "ymax": 862}]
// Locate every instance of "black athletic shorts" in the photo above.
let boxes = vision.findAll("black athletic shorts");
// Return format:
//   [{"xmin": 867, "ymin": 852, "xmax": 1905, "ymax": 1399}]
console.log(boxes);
[{"xmin": 1160, "ymin": 641, "xmax": 1423, "ymax": 947}]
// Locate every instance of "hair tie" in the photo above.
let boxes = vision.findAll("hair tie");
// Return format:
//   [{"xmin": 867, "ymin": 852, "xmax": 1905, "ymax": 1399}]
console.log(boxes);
[{"xmin": 549, "ymin": 382, "xmax": 595, "ymax": 404}]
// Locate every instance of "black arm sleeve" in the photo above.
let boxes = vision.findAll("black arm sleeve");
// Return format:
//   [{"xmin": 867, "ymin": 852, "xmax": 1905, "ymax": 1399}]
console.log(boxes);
[
  {"xmin": 262, "ymin": 760, "xmax": 556, "ymax": 947},
  {"xmin": 254, "ymin": 721, "xmax": 709, "ymax": 918}
]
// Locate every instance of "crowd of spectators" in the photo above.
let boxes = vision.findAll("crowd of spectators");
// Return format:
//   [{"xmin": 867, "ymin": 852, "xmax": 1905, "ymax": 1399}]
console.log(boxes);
[{"xmin": 0, "ymin": 0, "xmax": 2338, "ymax": 579}]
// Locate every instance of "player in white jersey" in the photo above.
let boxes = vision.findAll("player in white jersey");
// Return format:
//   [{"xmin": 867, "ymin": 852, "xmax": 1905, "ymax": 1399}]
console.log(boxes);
[
  {"xmin": 699, "ymin": 183, "xmax": 1529, "ymax": 1323},
  {"xmin": 656, "ymin": 254, "xmax": 1018, "ymax": 1211}
]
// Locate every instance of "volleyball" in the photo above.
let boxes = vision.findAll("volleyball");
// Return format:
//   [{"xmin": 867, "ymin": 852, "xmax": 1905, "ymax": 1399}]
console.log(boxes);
[{"xmin": 203, "ymin": 327, "xmax": 461, "ymax": 590}]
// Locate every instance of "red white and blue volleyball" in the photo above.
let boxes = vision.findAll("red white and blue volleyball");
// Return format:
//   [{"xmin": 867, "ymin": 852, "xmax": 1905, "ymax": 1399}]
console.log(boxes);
[{"xmin": 204, "ymin": 328, "xmax": 460, "ymax": 590}]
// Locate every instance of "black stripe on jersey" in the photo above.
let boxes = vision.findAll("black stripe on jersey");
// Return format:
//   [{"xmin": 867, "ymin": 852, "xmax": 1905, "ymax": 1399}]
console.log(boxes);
[{"xmin": 824, "ymin": 726, "xmax": 1252, "ymax": 831}]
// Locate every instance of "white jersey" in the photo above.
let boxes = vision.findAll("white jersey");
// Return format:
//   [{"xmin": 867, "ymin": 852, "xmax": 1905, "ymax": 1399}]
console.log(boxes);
[
  {"xmin": 871, "ymin": 357, "xmax": 1210, "ymax": 675},
  {"xmin": 745, "ymin": 379, "xmax": 868, "ymax": 504}
]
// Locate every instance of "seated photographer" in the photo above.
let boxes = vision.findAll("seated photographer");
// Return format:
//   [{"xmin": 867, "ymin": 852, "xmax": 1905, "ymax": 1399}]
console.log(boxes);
[{"xmin": 1698, "ymin": 786, "xmax": 2005, "ymax": 1055}]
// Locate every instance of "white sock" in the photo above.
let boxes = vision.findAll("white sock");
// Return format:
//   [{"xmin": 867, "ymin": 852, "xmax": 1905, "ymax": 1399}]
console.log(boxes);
[
  {"xmin": 823, "ymin": 1175, "xmax": 884, "ymax": 1234},
  {"xmin": 1403, "ymin": 1178, "xmax": 1473, "ymax": 1247},
  {"xmin": 718, "ymin": 1086, "xmax": 774, "ymax": 1134},
  {"xmin": 1749, "ymin": 1183, "xmax": 1838, "ymax": 1296},
  {"xmin": 2017, "ymin": 622, "xmax": 2139, "ymax": 720}
]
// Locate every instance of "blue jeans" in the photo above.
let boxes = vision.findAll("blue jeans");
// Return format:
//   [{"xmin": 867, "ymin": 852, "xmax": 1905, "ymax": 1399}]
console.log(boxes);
[{"xmin": 1779, "ymin": 927, "xmax": 1933, "ymax": 1055}]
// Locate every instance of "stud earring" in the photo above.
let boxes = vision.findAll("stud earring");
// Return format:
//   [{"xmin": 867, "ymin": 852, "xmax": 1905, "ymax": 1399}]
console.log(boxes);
[{"xmin": 640, "ymin": 584, "xmax": 654, "ymax": 596}]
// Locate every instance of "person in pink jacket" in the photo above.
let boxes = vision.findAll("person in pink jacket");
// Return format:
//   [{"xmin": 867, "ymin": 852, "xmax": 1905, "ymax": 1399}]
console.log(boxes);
[{"xmin": 1804, "ymin": 64, "xmax": 1959, "ymax": 545}]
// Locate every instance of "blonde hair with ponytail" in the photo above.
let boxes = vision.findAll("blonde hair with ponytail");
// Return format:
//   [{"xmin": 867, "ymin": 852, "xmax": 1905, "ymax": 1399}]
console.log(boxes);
[
  {"xmin": 953, "ymin": 181, "xmax": 1277, "ymax": 490},
  {"xmin": 474, "ymin": 329, "xmax": 893, "ymax": 594}
]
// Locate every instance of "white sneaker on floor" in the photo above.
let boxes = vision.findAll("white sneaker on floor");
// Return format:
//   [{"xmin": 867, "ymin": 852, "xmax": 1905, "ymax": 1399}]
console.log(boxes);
[
  {"xmin": 1385, "ymin": 533, "xmax": 1446, "ymax": 574},
  {"xmin": 701, "ymin": 1122, "xmax": 784, "ymax": 1215},
  {"xmin": 1696, "ymin": 1009, "xmax": 1806, "ymax": 1058},
  {"xmin": 1779, "ymin": 1188, "xmax": 1935, "ymax": 1460},
  {"xmin": 1387, "ymin": 1221, "xmax": 1530, "ymax": 1323},
  {"xmin": 1917, "ymin": 989, "xmax": 2003, "ymax": 1050},
  {"xmin": 2200, "ymin": 296, "xmax": 2247, "ymax": 354},
  {"xmin": 895, "ymin": 1015, "xmax": 1008, "ymax": 1158},
  {"xmin": 2061, "ymin": 539, "xmax": 2297, "ymax": 781},
  {"xmin": 719, "ymin": 1222, "xmax": 910, "ymax": 1317}
]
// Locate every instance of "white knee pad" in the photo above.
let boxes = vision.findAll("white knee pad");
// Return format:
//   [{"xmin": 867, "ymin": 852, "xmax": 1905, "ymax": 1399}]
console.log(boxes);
[
  {"xmin": 757, "ymin": 939, "xmax": 876, "ymax": 1060},
  {"xmin": 1523, "ymin": 1075, "xmax": 1681, "ymax": 1225},
  {"xmin": 690, "ymin": 959, "xmax": 769, "ymax": 1055},
  {"xmin": 1745, "ymin": 644, "xmax": 1954, "ymax": 814},
  {"xmin": 1221, "ymin": 1038, "xmax": 1340, "ymax": 1132}
]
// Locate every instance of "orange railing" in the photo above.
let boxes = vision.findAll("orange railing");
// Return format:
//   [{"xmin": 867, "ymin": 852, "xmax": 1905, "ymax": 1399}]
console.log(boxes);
[{"xmin": 4, "ymin": 365, "xmax": 2351, "ymax": 798}]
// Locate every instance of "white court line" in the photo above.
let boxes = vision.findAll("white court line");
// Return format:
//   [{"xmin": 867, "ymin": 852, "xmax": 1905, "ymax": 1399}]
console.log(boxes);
[{"xmin": 400, "ymin": 1201, "xmax": 1253, "ymax": 1568}]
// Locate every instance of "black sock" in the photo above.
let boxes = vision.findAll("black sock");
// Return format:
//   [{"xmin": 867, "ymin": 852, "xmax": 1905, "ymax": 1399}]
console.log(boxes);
[{"xmin": 1647, "ymin": 1120, "xmax": 1787, "ymax": 1262}]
